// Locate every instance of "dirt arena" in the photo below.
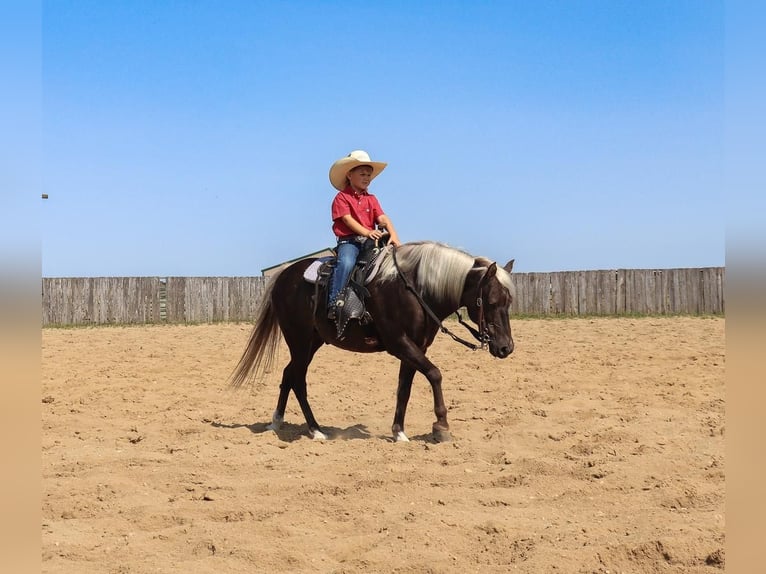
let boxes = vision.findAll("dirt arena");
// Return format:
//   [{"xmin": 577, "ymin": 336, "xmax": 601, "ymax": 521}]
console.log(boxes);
[{"xmin": 42, "ymin": 316, "xmax": 724, "ymax": 573}]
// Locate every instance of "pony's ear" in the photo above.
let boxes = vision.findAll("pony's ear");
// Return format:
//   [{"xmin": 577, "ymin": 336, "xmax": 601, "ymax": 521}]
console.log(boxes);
[
  {"xmin": 503, "ymin": 259, "xmax": 515, "ymax": 273},
  {"xmin": 484, "ymin": 262, "xmax": 498, "ymax": 280}
]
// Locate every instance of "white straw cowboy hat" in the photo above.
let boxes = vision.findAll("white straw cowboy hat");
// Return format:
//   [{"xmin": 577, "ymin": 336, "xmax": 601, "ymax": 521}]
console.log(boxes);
[{"xmin": 329, "ymin": 150, "xmax": 387, "ymax": 191}]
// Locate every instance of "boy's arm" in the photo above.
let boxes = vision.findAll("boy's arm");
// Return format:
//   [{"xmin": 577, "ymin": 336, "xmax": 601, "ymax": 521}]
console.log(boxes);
[
  {"xmin": 339, "ymin": 215, "xmax": 377, "ymax": 239},
  {"xmin": 376, "ymin": 214, "xmax": 401, "ymax": 247}
]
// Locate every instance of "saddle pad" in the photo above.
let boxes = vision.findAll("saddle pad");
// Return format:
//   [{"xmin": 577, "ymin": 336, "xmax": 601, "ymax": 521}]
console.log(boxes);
[
  {"xmin": 303, "ymin": 257, "xmax": 334, "ymax": 284},
  {"xmin": 302, "ymin": 246, "xmax": 390, "ymax": 285}
]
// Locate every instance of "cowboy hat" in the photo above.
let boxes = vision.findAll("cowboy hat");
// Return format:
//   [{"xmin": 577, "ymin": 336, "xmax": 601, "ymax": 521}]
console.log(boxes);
[{"xmin": 329, "ymin": 150, "xmax": 387, "ymax": 191}]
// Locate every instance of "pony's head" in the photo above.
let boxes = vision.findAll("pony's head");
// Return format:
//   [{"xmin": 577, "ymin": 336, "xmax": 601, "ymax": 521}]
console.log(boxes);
[
  {"xmin": 461, "ymin": 257, "xmax": 514, "ymax": 358},
  {"xmin": 376, "ymin": 242, "xmax": 515, "ymax": 358}
]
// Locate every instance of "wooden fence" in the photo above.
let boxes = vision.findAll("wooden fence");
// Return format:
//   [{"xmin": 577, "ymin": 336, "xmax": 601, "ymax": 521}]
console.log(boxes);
[
  {"xmin": 511, "ymin": 268, "xmax": 725, "ymax": 316},
  {"xmin": 41, "ymin": 267, "xmax": 724, "ymax": 326}
]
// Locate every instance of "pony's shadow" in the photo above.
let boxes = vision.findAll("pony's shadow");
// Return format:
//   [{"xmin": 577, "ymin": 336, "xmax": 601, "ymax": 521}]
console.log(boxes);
[
  {"xmin": 210, "ymin": 420, "xmax": 373, "ymax": 442},
  {"xmin": 406, "ymin": 433, "xmax": 444, "ymax": 445}
]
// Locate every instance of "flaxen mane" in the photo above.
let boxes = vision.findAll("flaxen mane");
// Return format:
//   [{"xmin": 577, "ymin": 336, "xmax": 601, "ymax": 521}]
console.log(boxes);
[{"xmin": 375, "ymin": 241, "xmax": 514, "ymax": 305}]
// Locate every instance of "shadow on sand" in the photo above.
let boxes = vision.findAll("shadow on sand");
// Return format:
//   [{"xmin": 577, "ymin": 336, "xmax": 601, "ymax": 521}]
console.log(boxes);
[{"xmin": 210, "ymin": 420, "xmax": 375, "ymax": 442}]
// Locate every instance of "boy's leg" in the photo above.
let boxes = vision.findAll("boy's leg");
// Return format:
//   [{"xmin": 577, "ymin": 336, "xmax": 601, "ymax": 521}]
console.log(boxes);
[{"xmin": 328, "ymin": 241, "xmax": 360, "ymax": 317}]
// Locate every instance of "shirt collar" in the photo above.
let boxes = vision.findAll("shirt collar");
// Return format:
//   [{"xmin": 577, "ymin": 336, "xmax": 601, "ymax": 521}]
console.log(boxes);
[{"xmin": 343, "ymin": 185, "xmax": 368, "ymax": 198}]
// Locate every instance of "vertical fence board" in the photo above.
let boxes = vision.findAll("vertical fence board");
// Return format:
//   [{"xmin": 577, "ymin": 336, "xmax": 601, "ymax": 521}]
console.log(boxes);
[
  {"xmin": 700, "ymin": 268, "xmax": 713, "ymax": 315},
  {"xmin": 565, "ymin": 272, "xmax": 579, "ymax": 315},
  {"xmin": 509, "ymin": 273, "xmax": 525, "ymax": 316},
  {"xmin": 549, "ymin": 273, "xmax": 563, "ymax": 314},
  {"xmin": 686, "ymin": 268, "xmax": 701, "ymax": 315},
  {"xmin": 625, "ymin": 270, "xmax": 639, "ymax": 314},
  {"xmin": 597, "ymin": 270, "xmax": 618, "ymax": 315},
  {"xmin": 165, "ymin": 277, "xmax": 187, "ymax": 323},
  {"xmin": 625, "ymin": 269, "xmax": 658, "ymax": 315},
  {"xmin": 719, "ymin": 267, "xmax": 726, "ymax": 314},
  {"xmin": 523, "ymin": 273, "xmax": 551, "ymax": 316},
  {"xmin": 186, "ymin": 277, "xmax": 203, "ymax": 323},
  {"xmin": 669, "ymin": 269, "xmax": 685, "ymax": 314},
  {"xmin": 659, "ymin": 270, "xmax": 670, "ymax": 315},
  {"xmin": 227, "ymin": 278, "xmax": 241, "ymax": 321},
  {"xmin": 580, "ymin": 271, "xmax": 594, "ymax": 315},
  {"xmin": 657, "ymin": 270, "xmax": 668, "ymax": 315},
  {"xmin": 700, "ymin": 267, "xmax": 724, "ymax": 315},
  {"xmin": 646, "ymin": 271, "xmax": 660, "ymax": 315},
  {"xmin": 71, "ymin": 278, "xmax": 92, "ymax": 323},
  {"xmin": 227, "ymin": 276, "xmax": 265, "ymax": 321},
  {"xmin": 550, "ymin": 271, "xmax": 578, "ymax": 315},
  {"xmin": 184, "ymin": 277, "xmax": 207, "ymax": 322},
  {"xmin": 128, "ymin": 277, "xmax": 161, "ymax": 323},
  {"xmin": 615, "ymin": 270, "xmax": 627, "ymax": 314}
]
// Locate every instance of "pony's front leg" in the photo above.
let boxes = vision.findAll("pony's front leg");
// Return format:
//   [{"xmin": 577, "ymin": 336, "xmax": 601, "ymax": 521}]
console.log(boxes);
[{"xmin": 392, "ymin": 352, "xmax": 450, "ymax": 443}]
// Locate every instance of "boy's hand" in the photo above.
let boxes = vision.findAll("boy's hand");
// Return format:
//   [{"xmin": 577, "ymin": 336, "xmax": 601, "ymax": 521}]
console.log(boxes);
[{"xmin": 368, "ymin": 229, "xmax": 385, "ymax": 241}]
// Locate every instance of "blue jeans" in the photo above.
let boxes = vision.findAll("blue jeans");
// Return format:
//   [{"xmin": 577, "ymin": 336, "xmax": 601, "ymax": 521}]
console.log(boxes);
[{"xmin": 328, "ymin": 239, "xmax": 361, "ymax": 305}]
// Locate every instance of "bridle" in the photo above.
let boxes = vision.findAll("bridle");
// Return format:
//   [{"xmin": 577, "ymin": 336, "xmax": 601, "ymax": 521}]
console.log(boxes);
[
  {"xmin": 455, "ymin": 294, "xmax": 491, "ymax": 350},
  {"xmin": 391, "ymin": 246, "xmax": 491, "ymax": 351}
]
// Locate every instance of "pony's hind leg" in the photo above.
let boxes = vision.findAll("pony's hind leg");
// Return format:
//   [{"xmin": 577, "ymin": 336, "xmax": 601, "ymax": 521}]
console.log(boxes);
[
  {"xmin": 267, "ymin": 358, "xmax": 325, "ymax": 439},
  {"xmin": 266, "ymin": 380, "xmax": 291, "ymax": 431},
  {"xmin": 270, "ymin": 333, "xmax": 326, "ymax": 440},
  {"xmin": 291, "ymin": 368, "xmax": 327, "ymax": 440},
  {"xmin": 392, "ymin": 362, "xmax": 416, "ymax": 442},
  {"xmin": 266, "ymin": 410, "xmax": 284, "ymax": 431}
]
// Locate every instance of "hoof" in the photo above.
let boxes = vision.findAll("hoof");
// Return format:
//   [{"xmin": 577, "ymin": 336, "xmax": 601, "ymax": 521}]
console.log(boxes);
[
  {"xmin": 394, "ymin": 431, "xmax": 410, "ymax": 443},
  {"xmin": 266, "ymin": 411, "xmax": 284, "ymax": 431},
  {"xmin": 432, "ymin": 426, "xmax": 452, "ymax": 443},
  {"xmin": 310, "ymin": 429, "xmax": 328, "ymax": 441}
]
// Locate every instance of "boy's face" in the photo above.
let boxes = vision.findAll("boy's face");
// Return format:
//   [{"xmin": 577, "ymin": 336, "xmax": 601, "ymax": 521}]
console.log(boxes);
[{"xmin": 347, "ymin": 165, "xmax": 373, "ymax": 192}]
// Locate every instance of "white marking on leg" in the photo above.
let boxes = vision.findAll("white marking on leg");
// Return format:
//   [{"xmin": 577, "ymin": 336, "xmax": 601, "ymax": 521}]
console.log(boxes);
[
  {"xmin": 266, "ymin": 410, "xmax": 283, "ymax": 431},
  {"xmin": 394, "ymin": 431, "xmax": 410, "ymax": 443},
  {"xmin": 310, "ymin": 429, "xmax": 328, "ymax": 441}
]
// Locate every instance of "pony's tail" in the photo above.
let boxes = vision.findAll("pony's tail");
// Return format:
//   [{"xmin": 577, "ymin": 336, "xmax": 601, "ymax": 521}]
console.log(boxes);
[{"xmin": 229, "ymin": 274, "xmax": 282, "ymax": 389}]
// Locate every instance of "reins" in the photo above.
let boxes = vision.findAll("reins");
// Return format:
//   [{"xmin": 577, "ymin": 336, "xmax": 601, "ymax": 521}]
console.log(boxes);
[{"xmin": 390, "ymin": 245, "xmax": 490, "ymax": 351}]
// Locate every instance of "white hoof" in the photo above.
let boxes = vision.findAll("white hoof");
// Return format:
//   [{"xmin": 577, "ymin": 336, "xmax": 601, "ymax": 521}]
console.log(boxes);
[
  {"xmin": 266, "ymin": 411, "xmax": 283, "ymax": 431},
  {"xmin": 394, "ymin": 431, "xmax": 410, "ymax": 443},
  {"xmin": 310, "ymin": 429, "xmax": 328, "ymax": 441}
]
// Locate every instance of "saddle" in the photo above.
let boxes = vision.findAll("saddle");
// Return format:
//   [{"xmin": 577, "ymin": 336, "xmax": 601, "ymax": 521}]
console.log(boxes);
[{"xmin": 305, "ymin": 237, "xmax": 389, "ymax": 338}]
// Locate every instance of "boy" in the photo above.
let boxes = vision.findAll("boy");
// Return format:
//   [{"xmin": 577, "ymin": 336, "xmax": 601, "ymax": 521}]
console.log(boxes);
[{"xmin": 327, "ymin": 150, "xmax": 401, "ymax": 318}]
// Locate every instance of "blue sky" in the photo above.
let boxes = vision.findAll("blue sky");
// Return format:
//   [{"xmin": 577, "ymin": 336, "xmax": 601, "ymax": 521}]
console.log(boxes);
[{"xmin": 35, "ymin": 1, "xmax": 727, "ymax": 276}]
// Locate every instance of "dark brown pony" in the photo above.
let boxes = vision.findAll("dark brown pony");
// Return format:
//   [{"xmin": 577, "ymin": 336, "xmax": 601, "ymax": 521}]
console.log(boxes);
[{"xmin": 230, "ymin": 241, "xmax": 515, "ymax": 442}]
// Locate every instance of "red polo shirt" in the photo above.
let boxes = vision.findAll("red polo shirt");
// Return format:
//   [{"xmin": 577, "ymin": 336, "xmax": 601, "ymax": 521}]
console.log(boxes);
[{"xmin": 331, "ymin": 186, "xmax": 384, "ymax": 237}]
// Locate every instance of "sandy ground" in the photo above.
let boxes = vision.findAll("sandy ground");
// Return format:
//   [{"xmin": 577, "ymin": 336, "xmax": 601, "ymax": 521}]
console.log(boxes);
[{"xmin": 42, "ymin": 316, "xmax": 724, "ymax": 573}]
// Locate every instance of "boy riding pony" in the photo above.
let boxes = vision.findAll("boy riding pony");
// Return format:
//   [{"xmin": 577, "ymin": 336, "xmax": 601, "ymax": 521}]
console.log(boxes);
[{"xmin": 327, "ymin": 150, "xmax": 401, "ymax": 319}]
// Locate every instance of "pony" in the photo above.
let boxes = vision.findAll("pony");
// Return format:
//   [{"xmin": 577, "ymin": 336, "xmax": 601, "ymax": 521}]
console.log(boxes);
[{"xmin": 230, "ymin": 241, "xmax": 515, "ymax": 442}]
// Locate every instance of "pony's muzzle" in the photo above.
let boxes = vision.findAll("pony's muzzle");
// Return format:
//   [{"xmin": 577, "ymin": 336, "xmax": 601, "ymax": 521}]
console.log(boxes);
[{"xmin": 492, "ymin": 340, "xmax": 514, "ymax": 358}]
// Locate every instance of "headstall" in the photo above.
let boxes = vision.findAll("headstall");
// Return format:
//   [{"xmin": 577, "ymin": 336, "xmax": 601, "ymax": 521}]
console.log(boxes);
[{"xmin": 391, "ymin": 246, "xmax": 491, "ymax": 351}]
